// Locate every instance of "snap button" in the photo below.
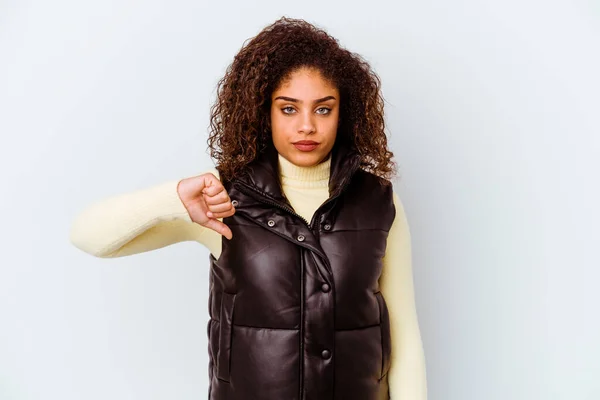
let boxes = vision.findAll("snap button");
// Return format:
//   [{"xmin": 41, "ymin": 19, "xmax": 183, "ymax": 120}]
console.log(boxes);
[
  {"xmin": 323, "ymin": 223, "xmax": 332, "ymax": 231},
  {"xmin": 321, "ymin": 283, "xmax": 330, "ymax": 292},
  {"xmin": 297, "ymin": 234, "xmax": 305, "ymax": 242},
  {"xmin": 267, "ymin": 219, "xmax": 275, "ymax": 227},
  {"xmin": 321, "ymin": 349, "xmax": 331, "ymax": 359},
  {"xmin": 231, "ymin": 200, "xmax": 238, "ymax": 207}
]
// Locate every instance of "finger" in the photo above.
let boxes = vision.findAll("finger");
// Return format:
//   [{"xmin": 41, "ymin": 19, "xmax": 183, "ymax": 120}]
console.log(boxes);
[
  {"xmin": 207, "ymin": 208, "xmax": 236, "ymax": 219},
  {"xmin": 203, "ymin": 218, "xmax": 233, "ymax": 240},
  {"xmin": 202, "ymin": 177, "xmax": 225, "ymax": 197},
  {"xmin": 207, "ymin": 202, "xmax": 234, "ymax": 214},
  {"xmin": 203, "ymin": 190, "xmax": 230, "ymax": 205}
]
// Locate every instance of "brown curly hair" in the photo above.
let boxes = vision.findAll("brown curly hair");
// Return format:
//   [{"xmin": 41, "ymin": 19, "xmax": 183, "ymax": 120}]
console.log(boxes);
[{"xmin": 207, "ymin": 16, "xmax": 397, "ymax": 184}]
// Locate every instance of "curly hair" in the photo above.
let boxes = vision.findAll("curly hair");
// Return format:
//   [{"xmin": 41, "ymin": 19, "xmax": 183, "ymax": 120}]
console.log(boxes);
[{"xmin": 207, "ymin": 16, "xmax": 397, "ymax": 184}]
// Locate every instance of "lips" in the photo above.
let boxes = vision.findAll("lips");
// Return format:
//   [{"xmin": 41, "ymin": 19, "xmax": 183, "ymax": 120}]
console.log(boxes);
[
  {"xmin": 293, "ymin": 140, "xmax": 319, "ymax": 152},
  {"xmin": 294, "ymin": 141, "xmax": 319, "ymax": 145}
]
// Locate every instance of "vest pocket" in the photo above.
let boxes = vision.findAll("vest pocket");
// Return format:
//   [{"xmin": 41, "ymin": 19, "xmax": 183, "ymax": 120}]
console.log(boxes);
[
  {"xmin": 217, "ymin": 291, "xmax": 236, "ymax": 382},
  {"xmin": 375, "ymin": 291, "xmax": 392, "ymax": 380}
]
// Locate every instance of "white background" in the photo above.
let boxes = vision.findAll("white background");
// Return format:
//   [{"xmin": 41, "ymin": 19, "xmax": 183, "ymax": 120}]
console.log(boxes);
[{"xmin": 1, "ymin": 1, "xmax": 598, "ymax": 399}]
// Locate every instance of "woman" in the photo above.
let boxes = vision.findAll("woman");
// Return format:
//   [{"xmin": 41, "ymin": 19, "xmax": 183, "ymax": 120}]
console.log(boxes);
[{"xmin": 70, "ymin": 16, "xmax": 427, "ymax": 400}]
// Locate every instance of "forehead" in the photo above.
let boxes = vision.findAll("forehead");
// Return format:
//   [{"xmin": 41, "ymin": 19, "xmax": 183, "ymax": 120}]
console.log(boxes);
[{"xmin": 273, "ymin": 67, "xmax": 338, "ymax": 95}]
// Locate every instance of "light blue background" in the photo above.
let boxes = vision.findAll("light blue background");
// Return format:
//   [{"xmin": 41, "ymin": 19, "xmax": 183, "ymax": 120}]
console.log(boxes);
[{"xmin": 1, "ymin": 1, "xmax": 598, "ymax": 399}]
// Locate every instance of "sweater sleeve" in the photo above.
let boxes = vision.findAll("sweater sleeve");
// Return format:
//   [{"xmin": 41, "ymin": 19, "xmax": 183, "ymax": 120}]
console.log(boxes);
[
  {"xmin": 69, "ymin": 169, "xmax": 223, "ymax": 258},
  {"xmin": 379, "ymin": 191, "xmax": 428, "ymax": 399}
]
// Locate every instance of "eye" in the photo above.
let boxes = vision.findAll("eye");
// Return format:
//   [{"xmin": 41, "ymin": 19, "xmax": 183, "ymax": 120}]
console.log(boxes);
[
  {"xmin": 282, "ymin": 106, "xmax": 296, "ymax": 114},
  {"xmin": 316, "ymin": 107, "xmax": 331, "ymax": 115}
]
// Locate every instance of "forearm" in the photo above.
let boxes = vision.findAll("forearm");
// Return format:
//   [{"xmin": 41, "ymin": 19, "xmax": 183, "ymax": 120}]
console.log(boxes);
[
  {"xmin": 386, "ymin": 315, "xmax": 427, "ymax": 399},
  {"xmin": 69, "ymin": 174, "xmax": 219, "ymax": 258}
]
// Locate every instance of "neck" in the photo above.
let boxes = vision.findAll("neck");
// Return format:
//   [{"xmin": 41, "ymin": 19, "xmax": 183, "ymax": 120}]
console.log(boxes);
[{"xmin": 278, "ymin": 153, "xmax": 331, "ymax": 186}]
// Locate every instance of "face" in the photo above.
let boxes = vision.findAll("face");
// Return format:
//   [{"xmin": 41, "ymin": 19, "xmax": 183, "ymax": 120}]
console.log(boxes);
[{"xmin": 270, "ymin": 67, "xmax": 340, "ymax": 167}]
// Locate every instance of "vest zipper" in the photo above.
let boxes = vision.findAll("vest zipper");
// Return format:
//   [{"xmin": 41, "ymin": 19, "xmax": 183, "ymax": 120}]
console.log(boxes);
[
  {"xmin": 299, "ymin": 251, "xmax": 305, "ymax": 399},
  {"xmin": 233, "ymin": 179, "xmax": 348, "ymax": 399},
  {"xmin": 234, "ymin": 181, "xmax": 340, "ymax": 231},
  {"xmin": 235, "ymin": 180, "xmax": 313, "ymax": 399}
]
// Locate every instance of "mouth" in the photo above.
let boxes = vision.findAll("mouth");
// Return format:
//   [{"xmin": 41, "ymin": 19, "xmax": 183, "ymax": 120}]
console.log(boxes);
[{"xmin": 293, "ymin": 140, "xmax": 319, "ymax": 152}]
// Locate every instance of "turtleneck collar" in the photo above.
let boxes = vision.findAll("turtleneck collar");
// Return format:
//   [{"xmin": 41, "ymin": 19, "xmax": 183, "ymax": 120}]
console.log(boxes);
[
  {"xmin": 230, "ymin": 141, "xmax": 361, "ymax": 207},
  {"xmin": 278, "ymin": 153, "xmax": 331, "ymax": 188}
]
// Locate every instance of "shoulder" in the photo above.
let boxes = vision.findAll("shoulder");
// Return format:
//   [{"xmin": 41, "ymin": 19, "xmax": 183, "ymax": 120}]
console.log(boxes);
[
  {"xmin": 354, "ymin": 170, "xmax": 408, "ymax": 224},
  {"xmin": 344, "ymin": 169, "xmax": 397, "ymax": 229},
  {"xmin": 352, "ymin": 169, "xmax": 395, "ymax": 198}
]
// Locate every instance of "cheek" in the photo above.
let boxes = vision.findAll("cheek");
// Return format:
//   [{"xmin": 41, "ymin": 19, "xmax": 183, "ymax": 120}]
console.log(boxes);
[{"xmin": 323, "ymin": 112, "xmax": 340, "ymax": 137}]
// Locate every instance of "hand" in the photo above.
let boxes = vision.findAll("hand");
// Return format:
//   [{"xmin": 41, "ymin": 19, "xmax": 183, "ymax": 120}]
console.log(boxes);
[{"xmin": 177, "ymin": 173, "xmax": 235, "ymax": 240}]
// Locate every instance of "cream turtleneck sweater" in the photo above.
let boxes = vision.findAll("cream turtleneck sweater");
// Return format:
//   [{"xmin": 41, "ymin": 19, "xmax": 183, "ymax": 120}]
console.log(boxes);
[{"xmin": 69, "ymin": 153, "xmax": 427, "ymax": 399}]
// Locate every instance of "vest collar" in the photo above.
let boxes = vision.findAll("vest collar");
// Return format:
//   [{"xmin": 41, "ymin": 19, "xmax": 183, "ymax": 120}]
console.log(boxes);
[{"xmin": 234, "ymin": 141, "xmax": 362, "ymax": 208}]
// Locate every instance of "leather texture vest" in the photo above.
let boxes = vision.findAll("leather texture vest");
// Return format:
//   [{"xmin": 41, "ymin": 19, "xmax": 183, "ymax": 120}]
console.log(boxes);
[{"xmin": 207, "ymin": 143, "xmax": 396, "ymax": 400}]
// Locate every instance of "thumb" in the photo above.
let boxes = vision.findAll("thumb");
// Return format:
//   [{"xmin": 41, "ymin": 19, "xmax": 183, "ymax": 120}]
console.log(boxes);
[{"xmin": 203, "ymin": 218, "xmax": 233, "ymax": 240}]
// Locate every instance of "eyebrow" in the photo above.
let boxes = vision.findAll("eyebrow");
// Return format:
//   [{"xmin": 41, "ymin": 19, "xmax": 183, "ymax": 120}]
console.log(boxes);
[{"xmin": 273, "ymin": 95, "xmax": 337, "ymax": 103}]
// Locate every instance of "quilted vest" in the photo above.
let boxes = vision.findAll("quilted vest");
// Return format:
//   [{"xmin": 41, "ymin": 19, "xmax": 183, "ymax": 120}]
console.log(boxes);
[{"xmin": 207, "ymin": 143, "xmax": 396, "ymax": 400}]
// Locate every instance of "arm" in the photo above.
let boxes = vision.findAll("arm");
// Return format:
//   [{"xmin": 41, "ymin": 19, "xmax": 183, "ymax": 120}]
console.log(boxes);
[
  {"xmin": 69, "ymin": 169, "xmax": 222, "ymax": 258},
  {"xmin": 379, "ymin": 191, "xmax": 428, "ymax": 399}
]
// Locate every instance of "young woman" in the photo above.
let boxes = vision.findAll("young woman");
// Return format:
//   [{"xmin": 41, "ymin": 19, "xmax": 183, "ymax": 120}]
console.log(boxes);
[{"xmin": 70, "ymin": 17, "xmax": 427, "ymax": 400}]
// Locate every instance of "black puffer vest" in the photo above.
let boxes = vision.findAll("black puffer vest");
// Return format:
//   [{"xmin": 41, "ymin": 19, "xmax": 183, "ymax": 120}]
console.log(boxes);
[{"xmin": 207, "ymin": 143, "xmax": 396, "ymax": 400}]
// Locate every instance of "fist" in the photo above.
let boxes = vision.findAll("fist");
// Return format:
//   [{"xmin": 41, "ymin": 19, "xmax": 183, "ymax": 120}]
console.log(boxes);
[{"xmin": 177, "ymin": 173, "xmax": 236, "ymax": 239}]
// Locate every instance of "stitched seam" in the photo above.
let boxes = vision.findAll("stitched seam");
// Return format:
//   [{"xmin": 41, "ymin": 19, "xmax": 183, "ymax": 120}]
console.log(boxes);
[
  {"xmin": 232, "ymin": 323, "xmax": 300, "ymax": 331},
  {"xmin": 335, "ymin": 323, "xmax": 380, "ymax": 332},
  {"xmin": 325, "ymin": 228, "xmax": 389, "ymax": 233},
  {"xmin": 378, "ymin": 370, "xmax": 389, "ymax": 382}
]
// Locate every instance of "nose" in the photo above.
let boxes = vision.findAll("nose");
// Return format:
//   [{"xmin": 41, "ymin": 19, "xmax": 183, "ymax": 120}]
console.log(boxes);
[{"xmin": 298, "ymin": 111, "xmax": 316, "ymax": 134}]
